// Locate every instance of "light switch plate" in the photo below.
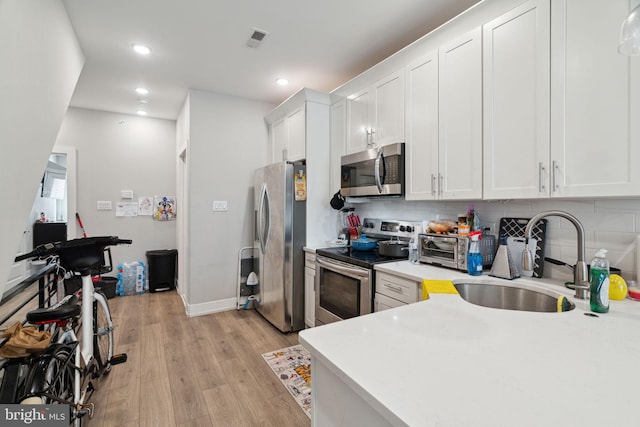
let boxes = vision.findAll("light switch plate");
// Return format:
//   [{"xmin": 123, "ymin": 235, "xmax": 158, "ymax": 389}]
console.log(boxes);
[
  {"xmin": 97, "ymin": 200, "xmax": 112, "ymax": 211},
  {"xmin": 213, "ymin": 200, "xmax": 228, "ymax": 212},
  {"xmin": 121, "ymin": 190, "xmax": 134, "ymax": 200}
]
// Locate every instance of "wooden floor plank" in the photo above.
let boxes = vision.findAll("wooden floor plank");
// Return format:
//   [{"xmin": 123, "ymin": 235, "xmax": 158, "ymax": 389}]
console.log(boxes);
[{"xmin": 2, "ymin": 289, "xmax": 311, "ymax": 427}]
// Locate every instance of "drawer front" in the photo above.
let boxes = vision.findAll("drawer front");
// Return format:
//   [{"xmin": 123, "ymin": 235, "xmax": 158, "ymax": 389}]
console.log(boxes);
[
  {"xmin": 374, "ymin": 293, "xmax": 407, "ymax": 312},
  {"xmin": 305, "ymin": 252, "xmax": 316, "ymax": 270},
  {"xmin": 376, "ymin": 272, "xmax": 420, "ymax": 304}
]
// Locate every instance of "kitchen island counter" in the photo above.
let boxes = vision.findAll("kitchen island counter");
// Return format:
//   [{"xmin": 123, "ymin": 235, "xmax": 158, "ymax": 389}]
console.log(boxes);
[{"xmin": 299, "ymin": 262, "xmax": 640, "ymax": 426}]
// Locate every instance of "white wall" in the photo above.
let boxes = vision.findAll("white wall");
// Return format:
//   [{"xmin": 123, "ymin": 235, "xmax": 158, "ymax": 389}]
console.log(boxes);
[
  {"xmin": 0, "ymin": 0, "xmax": 84, "ymax": 296},
  {"xmin": 185, "ymin": 90, "xmax": 274, "ymax": 310},
  {"xmin": 55, "ymin": 108, "xmax": 177, "ymax": 269},
  {"xmin": 349, "ymin": 198, "xmax": 640, "ymax": 281}
]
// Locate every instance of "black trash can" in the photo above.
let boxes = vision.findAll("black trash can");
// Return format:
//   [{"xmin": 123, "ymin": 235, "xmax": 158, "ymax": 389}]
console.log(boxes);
[
  {"xmin": 146, "ymin": 249, "xmax": 177, "ymax": 293},
  {"xmin": 95, "ymin": 276, "xmax": 118, "ymax": 299}
]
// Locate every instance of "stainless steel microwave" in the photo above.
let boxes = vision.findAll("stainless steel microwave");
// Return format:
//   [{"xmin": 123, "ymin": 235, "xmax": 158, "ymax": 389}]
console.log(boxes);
[{"xmin": 340, "ymin": 143, "xmax": 405, "ymax": 197}]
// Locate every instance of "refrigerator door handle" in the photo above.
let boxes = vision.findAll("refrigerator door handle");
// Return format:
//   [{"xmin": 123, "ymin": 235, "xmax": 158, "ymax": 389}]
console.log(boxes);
[{"xmin": 257, "ymin": 184, "xmax": 271, "ymax": 254}]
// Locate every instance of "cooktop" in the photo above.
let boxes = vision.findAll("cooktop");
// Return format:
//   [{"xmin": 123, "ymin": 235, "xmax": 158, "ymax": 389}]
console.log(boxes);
[{"xmin": 316, "ymin": 246, "xmax": 401, "ymax": 269}]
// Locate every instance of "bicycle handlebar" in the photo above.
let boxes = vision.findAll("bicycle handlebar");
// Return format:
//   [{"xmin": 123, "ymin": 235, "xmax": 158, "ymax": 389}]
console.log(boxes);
[{"xmin": 15, "ymin": 236, "xmax": 132, "ymax": 262}]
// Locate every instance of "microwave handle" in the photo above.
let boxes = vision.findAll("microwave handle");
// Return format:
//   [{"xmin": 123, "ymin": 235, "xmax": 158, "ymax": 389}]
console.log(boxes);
[{"xmin": 374, "ymin": 148, "xmax": 386, "ymax": 194}]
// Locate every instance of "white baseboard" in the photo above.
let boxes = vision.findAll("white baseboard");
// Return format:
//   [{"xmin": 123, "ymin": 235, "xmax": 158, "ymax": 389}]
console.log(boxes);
[{"xmin": 182, "ymin": 296, "xmax": 237, "ymax": 317}]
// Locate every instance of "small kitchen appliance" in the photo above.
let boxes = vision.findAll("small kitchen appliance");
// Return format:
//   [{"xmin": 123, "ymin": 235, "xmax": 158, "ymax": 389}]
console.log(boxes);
[
  {"xmin": 340, "ymin": 143, "xmax": 405, "ymax": 197},
  {"xmin": 418, "ymin": 232, "xmax": 496, "ymax": 271}
]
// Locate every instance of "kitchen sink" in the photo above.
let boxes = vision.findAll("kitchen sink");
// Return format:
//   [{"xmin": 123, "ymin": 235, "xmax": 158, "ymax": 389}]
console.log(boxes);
[{"xmin": 454, "ymin": 282, "xmax": 575, "ymax": 313}]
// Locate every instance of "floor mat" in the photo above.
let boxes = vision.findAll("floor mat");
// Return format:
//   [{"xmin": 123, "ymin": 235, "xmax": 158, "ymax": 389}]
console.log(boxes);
[{"xmin": 261, "ymin": 344, "xmax": 312, "ymax": 419}]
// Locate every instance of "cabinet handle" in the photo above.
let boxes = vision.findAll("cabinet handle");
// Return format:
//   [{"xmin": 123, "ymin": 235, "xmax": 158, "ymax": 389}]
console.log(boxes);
[
  {"xmin": 438, "ymin": 173, "xmax": 443, "ymax": 196},
  {"xmin": 282, "ymin": 148, "xmax": 287, "ymax": 161},
  {"xmin": 384, "ymin": 284, "xmax": 403, "ymax": 293},
  {"xmin": 431, "ymin": 174, "xmax": 436, "ymax": 196},
  {"xmin": 538, "ymin": 162, "xmax": 546, "ymax": 192},
  {"xmin": 552, "ymin": 160, "xmax": 559, "ymax": 192},
  {"xmin": 370, "ymin": 128, "xmax": 376, "ymax": 146}
]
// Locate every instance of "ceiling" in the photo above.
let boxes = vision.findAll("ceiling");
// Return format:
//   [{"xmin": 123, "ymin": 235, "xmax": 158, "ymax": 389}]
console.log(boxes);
[{"xmin": 62, "ymin": 0, "xmax": 481, "ymax": 120}]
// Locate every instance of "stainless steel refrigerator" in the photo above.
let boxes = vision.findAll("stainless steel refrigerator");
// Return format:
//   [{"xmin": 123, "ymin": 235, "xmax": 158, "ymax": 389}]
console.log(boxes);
[{"xmin": 254, "ymin": 162, "xmax": 306, "ymax": 332}]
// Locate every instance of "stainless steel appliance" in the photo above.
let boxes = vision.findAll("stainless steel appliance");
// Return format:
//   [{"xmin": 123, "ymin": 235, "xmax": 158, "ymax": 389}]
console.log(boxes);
[
  {"xmin": 254, "ymin": 162, "xmax": 306, "ymax": 332},
  {"xmin": 418, "ymin": 233, "xmax": 470, "ymax": 271},
  {"xmin": 340, "ymin": 143, "xmax": 405, "ymax": 197},
  {"xmin": 417, "ymin": 232, "xmax": 497, "ymax": 271},
  {"xmin": 315, "ymin": 218, "xmax": 418, "ymax": 325}
]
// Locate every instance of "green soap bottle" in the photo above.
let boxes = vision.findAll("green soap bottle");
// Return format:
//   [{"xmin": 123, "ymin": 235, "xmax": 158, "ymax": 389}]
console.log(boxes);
[{"xmin": 589, "ymin": 249, "xmax": 610, "ymax": 313}]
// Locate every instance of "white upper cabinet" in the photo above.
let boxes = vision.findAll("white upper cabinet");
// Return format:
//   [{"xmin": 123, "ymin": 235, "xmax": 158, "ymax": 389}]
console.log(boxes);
[
  {"xmin": 287, "ymin": 107, "xmax": 306, "ymax": 162},
  {"xmin": 550, "ymin": 0, "xmax": 640, "ymax": 197},
  {"xmin": 483, "ymin": 0, "xmax": 550, "ymax": 199},
  {"xmin": 405, "ymin": 51, "xmax": 439, "ymax": 200},
  {"xmin": 330, "ymin": 100, "xmax": 347, "ymax": 193},
  {"xmin": 271, "ymin": 117, "xmax": 288, "ymax": 162},
  {"xmin": 269, "ymin": 106, "xmax": 306, "ymax": 162},
  {"xmin": 346, "ymin": 71, "xmax": 405, "ymax": 154},
  {"xmin": 405, "ymin": 28, "xmax": 482, "ymax": 201},
  {"xmin": 438, "ymin": 27, "xmax": 483, "ymax": 200}
]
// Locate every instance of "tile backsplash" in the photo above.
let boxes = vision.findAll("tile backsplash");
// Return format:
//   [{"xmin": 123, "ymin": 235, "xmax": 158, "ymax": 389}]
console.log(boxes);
[{"xmin": 348, "ymin": 197, "xmax": 640, "ymax": 281}]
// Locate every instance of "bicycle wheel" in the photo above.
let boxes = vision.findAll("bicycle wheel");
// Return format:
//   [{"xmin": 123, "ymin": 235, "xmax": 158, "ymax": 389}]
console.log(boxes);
[
  {"xmin": 93, "ymin": 291, "xmax": 114, "ymax": 374},
  {"xmin": 42, "ymin": 346, "xmax": 75, "ymax": 406}
]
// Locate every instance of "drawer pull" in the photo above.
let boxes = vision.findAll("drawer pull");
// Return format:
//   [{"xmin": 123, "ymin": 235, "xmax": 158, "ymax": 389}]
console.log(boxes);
[{"xmin": 384, "ymin": 284, "xmax": 403, "ymax": 293}]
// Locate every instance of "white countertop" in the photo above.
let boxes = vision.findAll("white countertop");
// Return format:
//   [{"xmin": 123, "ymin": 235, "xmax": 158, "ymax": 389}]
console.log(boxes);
[{"xmin": 299, "ymin": 261, "xmax": 640, "ymax": 427}]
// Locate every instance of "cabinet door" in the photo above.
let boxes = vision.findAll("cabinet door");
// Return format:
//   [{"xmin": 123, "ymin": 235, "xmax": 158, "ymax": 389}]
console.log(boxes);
[
  {"xmin": 304, "ymin": 266, "xmax": 315, "ymax": 327},
  {"xmin": 287, "ymin": 106, "xmax": 306, "ymax": 162},
  {"xmin": 551, "ymin": 0, "xmax": 640, "ymax": 197},
  {"xmin": 438, "ymin": 27, "xmax": 483, "ymax": 200},
  {"xmin": 372, "ymin": 71, "xmax": 405, "ymax": 147},
  {"xmin": 346, "ymin": 88, "xmax": 371, "ymax": 153},
  {"xmin": 271, "ymin": 118, "xmax": 287, "ymax": 163},
  {"xmin": 405, "ymin": 52, "xmax": 439, "ymax": 200},
  {"xmin": 483, "ymin": 0, "xmax": 550, "ymax": 199},
  {"xmin": 330, "ymin": 100, "xmax": 347, "ymax": 193}
]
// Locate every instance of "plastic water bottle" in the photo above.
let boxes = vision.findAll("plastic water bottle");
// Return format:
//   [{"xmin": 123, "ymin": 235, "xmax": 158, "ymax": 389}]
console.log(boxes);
[
  {"xmin": 467, "ymin": 231, "xmax": 483, "ymax": 276},
  {"xmin": 589, "ymin": 249, "xmax": 610, "ymax": 313},
  {"xmin": 408, "ymin": 235, "xmax": 418, "ymax": 264}
]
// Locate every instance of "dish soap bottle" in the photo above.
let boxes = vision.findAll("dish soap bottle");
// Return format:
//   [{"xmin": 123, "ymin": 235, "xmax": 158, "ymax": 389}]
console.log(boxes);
[
  {"xmin": 467, "ymin": 231, "xmax": 483, "ymax": 276},
  {"xmin": 590, "ymin": 249, "xmax": 610, "ymax": 313}
]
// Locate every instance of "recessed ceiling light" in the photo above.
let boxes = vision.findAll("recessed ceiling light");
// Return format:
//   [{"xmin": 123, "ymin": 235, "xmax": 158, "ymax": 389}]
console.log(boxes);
[
  {"xmin": 276, "ymin": 78, "xmax": 289, "ymax": 86},
  {"xmin": 136, "ymin": 110, "xmax": 147, "ymax": 116},
  {"xmin": 135, "ymin": 87, "xmax": 149, "ymax": 95},
  {"xmin": 131, "ymin": 43, "xmax": 152, "ymax": 55},
  {"xmin": 137, "ymin": 98, "xmax": 149, "ymax": 104}
]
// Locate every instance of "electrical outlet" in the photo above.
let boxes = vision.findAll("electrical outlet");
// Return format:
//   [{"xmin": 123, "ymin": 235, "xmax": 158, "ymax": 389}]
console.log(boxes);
[
  {"xmin": 121, "ymin": 190, "xmax": 134, "ymax": 199},
  {"xmin": 484, "ymin": 222, "xmax": 496, "ymax": 235}
]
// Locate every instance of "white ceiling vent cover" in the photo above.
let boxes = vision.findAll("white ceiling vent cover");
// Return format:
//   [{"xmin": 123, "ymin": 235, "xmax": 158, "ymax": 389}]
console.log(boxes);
[{"xmin": 246, "ymin": 28, "xmax": 269, "ymax": 48}]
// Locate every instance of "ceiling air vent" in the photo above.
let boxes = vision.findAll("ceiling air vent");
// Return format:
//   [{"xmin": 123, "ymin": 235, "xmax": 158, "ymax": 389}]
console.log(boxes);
[{"xmin": 247, "ymin": 28, "xmax": 269, "ymax": 48}]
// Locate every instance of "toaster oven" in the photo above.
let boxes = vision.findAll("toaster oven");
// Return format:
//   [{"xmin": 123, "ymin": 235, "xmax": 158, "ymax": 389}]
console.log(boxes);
[{"xmin": 418, "ymin": 233, "xmax": 496, "ymax": 271}]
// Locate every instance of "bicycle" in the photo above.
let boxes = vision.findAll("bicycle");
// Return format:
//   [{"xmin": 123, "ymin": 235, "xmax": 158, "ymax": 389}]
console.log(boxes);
[{"xmin": 7, "ymin": 236, "xmax": 131, "ymax": 425}]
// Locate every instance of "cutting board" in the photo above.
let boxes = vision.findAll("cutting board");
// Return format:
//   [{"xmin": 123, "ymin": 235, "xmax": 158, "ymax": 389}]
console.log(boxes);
[
  {"xmin": 506, "ymin": 237, "xmax": 537, "ymax": 277},
  {"xmin": 499, "ymin": 218, "xmax": 547, "ymax": 278}
]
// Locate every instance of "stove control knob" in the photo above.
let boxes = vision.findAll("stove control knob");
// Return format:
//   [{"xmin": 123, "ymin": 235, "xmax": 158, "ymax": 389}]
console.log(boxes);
[
  {"xmin": 406, "ymin": 226, "xmax": 413, "ymax": 233},
  {"xmin": 399, "ymin": 225, "xmax": 406, "ymax": 232}
]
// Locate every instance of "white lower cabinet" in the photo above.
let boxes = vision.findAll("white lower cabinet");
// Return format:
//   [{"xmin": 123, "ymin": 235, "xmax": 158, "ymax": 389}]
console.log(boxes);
[
  {"xmin": 374, "ymin": 271, "xmax": 420, "ymax": 312},
  {"xmin": 304, "ymin": 252, "xmax": 316, "ymax": 327}
]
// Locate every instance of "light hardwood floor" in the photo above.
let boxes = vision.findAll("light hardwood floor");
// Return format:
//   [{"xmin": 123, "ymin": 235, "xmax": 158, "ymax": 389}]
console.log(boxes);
[
  {"xmin": 85, "ymin": 290, "xmax": 311, "ymax": 427},
  {"xmin": 1, "ymin": 287, "xmax": 310, "ymax": 427}
]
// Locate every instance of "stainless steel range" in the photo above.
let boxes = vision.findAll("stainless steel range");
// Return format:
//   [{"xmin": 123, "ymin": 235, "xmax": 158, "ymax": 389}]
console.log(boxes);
[{"xmin": 315, "ymin": 218, "xmax": 420, "ymax": 326}]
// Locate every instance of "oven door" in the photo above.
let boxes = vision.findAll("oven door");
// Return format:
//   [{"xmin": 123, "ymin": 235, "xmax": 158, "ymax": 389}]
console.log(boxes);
[{"xmin": 315, "ymin": 256, "xmax": 372, "ymax": 325}]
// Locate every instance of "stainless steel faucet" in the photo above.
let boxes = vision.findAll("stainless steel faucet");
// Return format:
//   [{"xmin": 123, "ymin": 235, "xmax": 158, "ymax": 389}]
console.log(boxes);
[{"xmin": 521, "ymin": 210, "xmax": 589, "ymax": 299}]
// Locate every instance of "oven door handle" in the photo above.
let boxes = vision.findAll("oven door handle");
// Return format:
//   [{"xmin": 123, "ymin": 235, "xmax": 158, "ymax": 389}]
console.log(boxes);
[{"xmin": 316, "ymin": 257, "xmax": 369, "ymax": 278}]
